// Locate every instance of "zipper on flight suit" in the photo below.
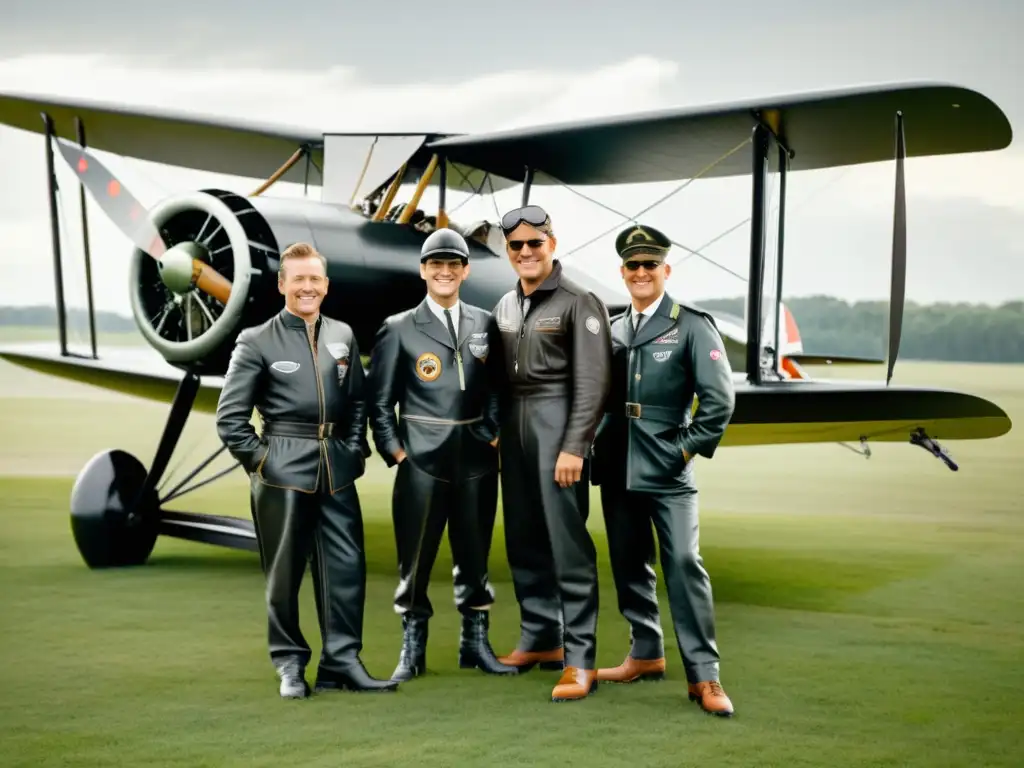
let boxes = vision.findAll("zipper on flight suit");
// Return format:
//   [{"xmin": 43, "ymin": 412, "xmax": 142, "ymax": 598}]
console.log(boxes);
[
  {"xmin": 306, "ymin": 327, "xmax": 334, "ymax": 491},
  {"xmin": 627, "ymin": 346, "xmax": 638, "ymax": 488}
]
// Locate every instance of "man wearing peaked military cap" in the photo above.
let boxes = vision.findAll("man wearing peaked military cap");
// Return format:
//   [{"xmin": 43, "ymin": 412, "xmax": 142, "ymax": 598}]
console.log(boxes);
[
  {"xmin": 591, "ymin": 221, "xmax": 738, "ymax": 717},
  {"xmin": 367, "ymin": 227, "xmax": 518, "ymax": 683},
  {"xmin": 614, "ymin": 223, "xmax": 672, "ymax": 260}
]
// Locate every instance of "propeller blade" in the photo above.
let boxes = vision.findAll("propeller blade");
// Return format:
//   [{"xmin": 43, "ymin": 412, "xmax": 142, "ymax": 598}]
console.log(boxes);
[
  {"xmin": 886, "ymin": 111, "xmax": 907, "ymax": 386},
  {"xmin": 53, "ymin": 137, "xmax": 234, "ymax": 305},
  {"xmin": 53, "ymin": 137, "xmax": 167, "ymax": 259}
]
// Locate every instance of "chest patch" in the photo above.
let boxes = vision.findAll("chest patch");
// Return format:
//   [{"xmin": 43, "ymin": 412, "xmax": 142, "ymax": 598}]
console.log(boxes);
[
  {"xmin": 653, "ymin": 328, "xmax": 679, "ymax": 344},
  {"xmin": 271, "ymin": 361, "xmax": 300, "ymax": 374},
  {"xmin": 416, "ymin": 352, "xmax": 442, "ymax": 382},
  {"xmin": 652, "ymin": 350, "xmax": 673, "ymax": 362},
  {"xmin": 534, "ymin": 316, "xmax": 561, "ymax": 331}
]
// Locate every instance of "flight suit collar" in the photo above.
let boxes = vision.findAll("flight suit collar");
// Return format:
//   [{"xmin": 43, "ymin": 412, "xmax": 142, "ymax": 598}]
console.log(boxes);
[
  {"xmin": 629, "ymin": 291, "xmax": 677, "ymax": 348},
  {"xmin": 279, "ymin": 307, "xmax": 321, "ymax": 331},
  {"xmin": 414, "ymin": 296, "xmax": 475, "ymax": 350},
  {"xmin": 515, "ymin": 258, "xmax": 564, "ymax": 302}
]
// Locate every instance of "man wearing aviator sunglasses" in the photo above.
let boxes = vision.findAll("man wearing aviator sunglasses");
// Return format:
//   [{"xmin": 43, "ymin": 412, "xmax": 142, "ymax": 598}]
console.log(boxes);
[
  {"xmin": 590, "ymin": 223, "xmax": 737, "ymax": 717},
  {"xmin": 485, "ymin": 204, "xmax": 612, "ymax": 703}
]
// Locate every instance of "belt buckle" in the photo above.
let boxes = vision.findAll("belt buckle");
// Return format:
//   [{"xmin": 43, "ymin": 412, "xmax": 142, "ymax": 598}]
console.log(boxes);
[{"xmin": 626, "ymin": 402, "xmax": 642, "ymax": 418}]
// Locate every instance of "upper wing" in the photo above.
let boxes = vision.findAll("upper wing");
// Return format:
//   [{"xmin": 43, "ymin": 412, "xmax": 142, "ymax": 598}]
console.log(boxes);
[
  {"xmin": 427, "ymin": 82, "xmax": 1012, "ymax": 185},
  {"xmin": 0, "ymin": 90, "xmax": 324, "ymax": 185}
]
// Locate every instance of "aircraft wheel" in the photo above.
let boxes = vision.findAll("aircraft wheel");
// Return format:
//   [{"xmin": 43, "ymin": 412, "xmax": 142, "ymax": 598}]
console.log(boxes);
[{"xmin": 70, "ymin": 449, "xmax": 161, "ymax": 569}]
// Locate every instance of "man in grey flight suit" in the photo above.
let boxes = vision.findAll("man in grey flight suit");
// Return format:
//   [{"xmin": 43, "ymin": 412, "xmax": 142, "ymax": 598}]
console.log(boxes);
[
  {"xmin": 591, "ymin": 224, "xmax": 737, "ymax": 717},
  {"xmin": 367, "ymin": 228, "xmax": 517, "ymax": 682},
  {"xmin": 216, "ymin": 241, "xmax": 397, "ymax": 699}
]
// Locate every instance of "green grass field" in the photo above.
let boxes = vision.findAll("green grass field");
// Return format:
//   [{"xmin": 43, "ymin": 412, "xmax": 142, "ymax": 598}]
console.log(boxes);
[{"xmin": 1, "ymin": 353, "xmax": 1022, "ymax": 767}]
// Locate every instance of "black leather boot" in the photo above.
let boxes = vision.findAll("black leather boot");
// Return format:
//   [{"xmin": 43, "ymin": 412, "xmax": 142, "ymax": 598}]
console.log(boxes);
[
  {"xmin": 314, "ymin": 659, "xmax": 398, "ymax": 693},
  {"xmin": 391, "ymin": 614, "xmax": 428, "ymax": 682},
  {"xmin": 274, "ymin": 657, "xmax": 310, "ymax": 699},
  {"xmin": 458, "ymin": 611, "xmax": 519, "ymax": 675}
]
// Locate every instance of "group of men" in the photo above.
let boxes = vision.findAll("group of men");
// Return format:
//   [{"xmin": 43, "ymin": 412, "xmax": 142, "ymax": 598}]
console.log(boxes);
[{"xmin": 214, "ymin": 204, "xmax": 737, "ymax": 717}]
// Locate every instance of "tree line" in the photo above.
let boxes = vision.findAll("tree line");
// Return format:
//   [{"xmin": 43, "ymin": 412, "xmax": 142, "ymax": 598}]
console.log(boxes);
[
  {"xmin": 695, "ymin": 296, "xmax": 1024, "ymax": 363},
  {"xmin": 3, "ymin": 298, "xmax": 1024, "ymax": 363}
]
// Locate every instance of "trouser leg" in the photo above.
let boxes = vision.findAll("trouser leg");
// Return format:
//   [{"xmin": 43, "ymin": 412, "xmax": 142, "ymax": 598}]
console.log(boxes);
[
  {"xmin": 537, "ymin": 457, "xmax": 599, "ymax": 670},
  {"xmin": 599, "ymin": 485, "xmax": 664, "ymax": 660},
  {"xmin": 251, "ymin": 480, "xmax": 317, "ymax": 667},
  {"xmin": 649, "ymin": 487, "xmax": 720, "ymax": 683},
  {"xmin": 448, "ymin": 468, "xmax": 499, "ymax": 614},
  {"xmin": 309, "ymin": 482, "xmax": 369, "ymax": 672},
  {"xmin": 500, "ymin": 430, "xmax": 562, "ymax": 652},
  {"xmin": 390, "ymin": 459, "xmax": 450, "ymax": 619}
]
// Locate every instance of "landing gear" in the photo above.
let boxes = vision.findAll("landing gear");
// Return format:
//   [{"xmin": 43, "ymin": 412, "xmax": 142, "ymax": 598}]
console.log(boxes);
[
  {"xmin": 70, "ymin": 370, "xmax": 199, "ymax": 568},
  {"xmin": 910, "ymin": 428, "xmax": 958, "ymax": 471}
]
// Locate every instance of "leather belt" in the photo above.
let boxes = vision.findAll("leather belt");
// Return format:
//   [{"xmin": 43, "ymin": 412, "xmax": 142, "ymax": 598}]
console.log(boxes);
[
  {"xmin": 625, "ymin": 402, "xmax": 685, "ymax": 424},
  {"xmin": 263, "ymin": 420, "xmax": 337, "ymax": 439}
]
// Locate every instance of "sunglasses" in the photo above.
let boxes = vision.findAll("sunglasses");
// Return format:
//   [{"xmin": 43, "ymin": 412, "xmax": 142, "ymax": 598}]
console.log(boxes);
[
  {"xmin": 501, "ymin": 205, "xmax": 550, "ymax": 234},
  {"xmin": 507, "ymin": 238, "xmax": 547, "ymax": 251},
  {"xmin": 623, "ymin": 260, "xmax": 663, "ymax": 271}
]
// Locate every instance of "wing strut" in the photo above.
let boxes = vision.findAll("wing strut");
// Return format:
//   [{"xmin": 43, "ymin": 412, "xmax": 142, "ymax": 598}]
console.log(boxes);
[
  {"xmin": 74, "ymin": 118, "xmax": 99, "ymax": 360},
  {"xmin": 41, "ymin": 113, "xmax": 69, "ymax": 357},
  {"xmin": 522, "ymin": 166, "xmax": 534, "ymax": 205},
  {"xmin": 886, "ymin": 111, "xmax": 907, "ymax": 385},
  {"xmin": 745, "ymin": 123, "xmax": 770, "ymax": 383}
]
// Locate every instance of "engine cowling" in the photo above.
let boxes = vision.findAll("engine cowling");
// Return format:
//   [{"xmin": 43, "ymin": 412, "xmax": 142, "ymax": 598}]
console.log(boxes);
[{"xmin": 128, "ymin": 189, "xmax": 282, "ymax": 376}]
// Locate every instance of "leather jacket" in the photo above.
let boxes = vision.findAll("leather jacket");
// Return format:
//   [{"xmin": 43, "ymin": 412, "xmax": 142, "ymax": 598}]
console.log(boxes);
[
  {"xmin": 592, "ymin": 293, "xmax": 735, "ymax": 492},
  {"xmin": 215, "ymin": 308, "xmax": 369, "ymax": 494},
  {"xmin": 487, "ymin": 259, "xmax": 612, "ymax": 458},
  {"xmin": 367, "ymin": 297, "xmax": 499, "ymax": 481}
]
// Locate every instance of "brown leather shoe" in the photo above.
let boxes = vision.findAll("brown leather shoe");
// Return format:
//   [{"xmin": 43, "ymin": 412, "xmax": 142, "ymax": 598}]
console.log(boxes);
[
  {"xmin": 596, "ymin": 655, "xmax": 666, "ymax": 683},
  {"xmin": 551, "ymin": 667, "xmax": 597, "ymax": 702},
  {"xmin": 496, "ymin": 647, "xmax": 564, "ymax": 672},
  {"xmin": 687, "ymin": 680, "xmax": 734, "ymax": 717}
]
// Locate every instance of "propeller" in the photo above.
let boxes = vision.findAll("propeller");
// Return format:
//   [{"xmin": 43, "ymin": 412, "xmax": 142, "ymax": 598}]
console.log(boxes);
[
  {"xmin": 886, "ymin": 111, "xmax": 907, "ymax": 386},
  {"xmin": 53, "ymin": 137, "xmax": 233, "ymax": 305}
]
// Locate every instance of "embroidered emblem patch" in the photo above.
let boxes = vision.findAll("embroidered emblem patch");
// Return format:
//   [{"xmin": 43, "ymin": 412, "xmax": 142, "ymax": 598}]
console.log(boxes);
[
  {"xmin": 271, "ymin": 361, "xmax": 300, "ymax": 374},
  {"xmin": 710, "ymin": 349, "xmax": 722, "ymax": 361},
  {"xmin": 336, "ymin": 358, "xmax": 349, "ymax": 386},
  {"xmin": 468, "ymin": 343, "xmax": 489, "ymax": 361},
  {"xmin": 653, "ymin": 350, "xmax": 673, "ymax": 362},
  {"xmin": 585, "ymin": 316, "xmax": 600, "ymax": 335},
  {"xmin": 326, "ymin": 342, "xmax": 350, "ymax": 360},
  {"xmin": 416, "ymin": 352, "xmax": 442, "ymax": 382},
  {"xmin": 653, "ymin": 328, "xmax": 679, "ymax": 344}
]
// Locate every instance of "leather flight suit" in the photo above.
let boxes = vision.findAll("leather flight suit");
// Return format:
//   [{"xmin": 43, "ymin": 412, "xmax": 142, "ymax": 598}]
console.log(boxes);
[
  {"xmin": 487, "ymin": 259, "xmax": 612, "ymax": 671},
  {"xmin": 368, "ymin": 298, "xmax": 501, "ymax": 618},
  {"xmin": 369, "ymin": 297, "xmax": 516, "ymax": 679},
  {"xmin": 591, "ymin": 293, "xmax": 736, "ymax": 684},
  {"xmin": 215, "ymin": 307, "xmax": 382, "ymax": 687}
]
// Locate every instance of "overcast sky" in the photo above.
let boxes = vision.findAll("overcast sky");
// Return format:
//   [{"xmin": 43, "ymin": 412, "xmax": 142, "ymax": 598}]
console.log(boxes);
[{"xmin": 1, "ymin": 0, "xmax": 1021, "ymax": 348}]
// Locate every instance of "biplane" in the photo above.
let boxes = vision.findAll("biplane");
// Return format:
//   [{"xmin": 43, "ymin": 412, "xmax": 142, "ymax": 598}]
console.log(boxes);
[{"xmin": 0, "ymin": 81, "xmax": 1014, "ymax": 570}]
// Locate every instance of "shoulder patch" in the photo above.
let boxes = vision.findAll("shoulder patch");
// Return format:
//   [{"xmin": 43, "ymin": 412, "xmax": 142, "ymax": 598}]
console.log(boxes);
[
  {"xmin": 271, "ymin": 361, "xmax": 300, "ymax": 374},
  {"xmin": 585, "ymin": 316, "xmax": 600, "ymax": 335},
  {"xmin": 326, "ymin": 342, "xmax": 350, "ymax": 360}
]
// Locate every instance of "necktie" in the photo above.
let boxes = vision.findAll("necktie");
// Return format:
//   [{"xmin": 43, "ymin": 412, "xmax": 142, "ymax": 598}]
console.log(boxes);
[
  {"xmin": 629, "ymin": 311, "xmax": 646, "ymax": 343},
  {"xmin": 443, "ymin": 308, "xmax": 458, "ymax": 351}
]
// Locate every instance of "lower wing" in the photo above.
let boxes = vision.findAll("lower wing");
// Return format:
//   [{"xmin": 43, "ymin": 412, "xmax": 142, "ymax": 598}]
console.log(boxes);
[{"xmin": 0, "ymin": 343, "xmax": 1011, "ymax": 445}]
